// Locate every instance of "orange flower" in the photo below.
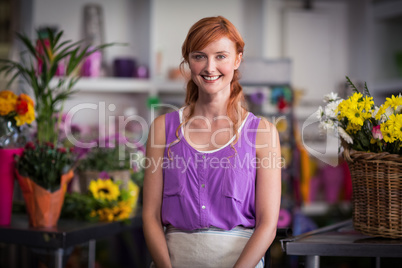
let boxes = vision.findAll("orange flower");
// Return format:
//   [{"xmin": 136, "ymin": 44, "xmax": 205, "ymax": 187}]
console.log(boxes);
[
  {"xmin": 0, "ymin": 90, "xmax": 18, "ymax": 116},
  {"xmin": 0, "ymin": 90, "xmax": 17, "ymax": 100},
  {"xmin": 17, "ymin": 93, "xmax": 35, "ymax": 107}
]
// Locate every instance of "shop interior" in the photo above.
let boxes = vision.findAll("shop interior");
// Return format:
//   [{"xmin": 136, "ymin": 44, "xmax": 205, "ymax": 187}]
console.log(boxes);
[{"xmin": 0, "ymin": 0, "xmax": 401, "ymax": 267}]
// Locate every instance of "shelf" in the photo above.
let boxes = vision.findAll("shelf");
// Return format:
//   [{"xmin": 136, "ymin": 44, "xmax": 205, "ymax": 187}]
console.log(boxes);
[
  {"xmin": 49, "ymin": 77, "xmax": 189, "ymax": 94},
  {"xmin": 50, "ymin": 77, "xmax": 152, "ymax": 93}
]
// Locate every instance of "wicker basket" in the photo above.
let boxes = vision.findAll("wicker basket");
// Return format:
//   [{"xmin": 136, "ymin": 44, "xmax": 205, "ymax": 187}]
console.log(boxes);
[{"xmin": 343, "ymin": 148, "xmax": 402, "ymax": 239}]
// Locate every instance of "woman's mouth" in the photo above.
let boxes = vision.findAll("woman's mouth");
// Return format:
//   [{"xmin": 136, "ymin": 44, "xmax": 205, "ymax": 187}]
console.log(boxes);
[{"xmin": 201, "ymin": 75, "xmax": 221, "ymax": 81}]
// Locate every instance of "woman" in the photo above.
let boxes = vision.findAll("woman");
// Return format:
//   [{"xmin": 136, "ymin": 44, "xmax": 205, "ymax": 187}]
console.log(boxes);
[{"xmin": 143, "ymin": 16, "xmax": 281, "ymax": 268}]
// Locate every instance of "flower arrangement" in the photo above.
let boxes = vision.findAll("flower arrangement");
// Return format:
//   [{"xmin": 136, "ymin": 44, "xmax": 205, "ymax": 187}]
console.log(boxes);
[
  {"xmin": 14, "ymin": 141, "xmax": 76, "ymax": 191},
  {"xmin": 62, "ymin": 175, "xmax": 139, "ymax": 222},
  {"xmin": 0, "ymin": 90, "xmax": 35, "ymax": 126},
  {"xmin": 0, "ymin": 90, "xmax": 35, "ymax": 147},
  {"xmin": 316, "ymin": 76, "xmax": 402, "ymax": 155}
]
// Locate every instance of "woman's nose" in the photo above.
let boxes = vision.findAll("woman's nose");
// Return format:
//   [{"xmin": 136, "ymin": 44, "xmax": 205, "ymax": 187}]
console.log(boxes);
[{"xmin": 205, "ymin": 58, "xmax": 216, "ymax": 73}]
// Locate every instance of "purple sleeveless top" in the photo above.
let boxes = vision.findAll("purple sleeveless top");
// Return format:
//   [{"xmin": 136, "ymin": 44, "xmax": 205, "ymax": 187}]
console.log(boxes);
[{"xmin": 162, "ymin": 107, "xmax": 261, "ymax": 230}]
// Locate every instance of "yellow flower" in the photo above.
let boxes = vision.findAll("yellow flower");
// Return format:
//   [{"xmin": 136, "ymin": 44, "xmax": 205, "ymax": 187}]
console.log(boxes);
[
  {"xmin": 14, "ymin": 102, "xmax": 35, "ymax": 126},
  {"xmin": 346, "ymin": 106, "xmax": 364, "ymax": 126},
  {"xmin": 89, "ymin": 178, "xmax": 120, "ymax": 201},
  {"xmin": 97, "ymin": 208, "xmax": 115, "ymax": 222},
  {"xmin": 384, "ymin": 95, "xmax": 402, "ymax": 110},
  {"xmin": 337, "ymin": 99, "xmax": 353, "ymax": 119},
  {"xmin": 90, "ymin": 210, "xmax": 97, "ymax": 218},
  {"xmin": 0, "ymin": 90, "xmax": 17, "ymax": 116},
  {"xmin": 127, "ymin": 180, "xmax": 140, "ymax": 210},
  {"xmin": 346, "ymin": 122, "xmax": 362, "ymax": 134},
  {"xmin": 350, "ymin": 92, "xmax": 363, "ymax": 103},
  {"xmin": 394, "ymin": 114, "xmax": 402, "ymax": 141},
  {"xmin": 114, "ymin": 201, "xmax": 133, "ymax": 221},
  {"xmin": 362, "ymin": 96, "xmax": 374, "ymax": 112},
  {"xmin": 375, "ymin": 105, "xmax": 386, "ymax": 120},
  {"xmin": 94, "ymin": 202, "xmax": 133, "ymax": 222},
  {"xmin": 380, "ymin": 114, "xmax": 397, "ymax": 143}
]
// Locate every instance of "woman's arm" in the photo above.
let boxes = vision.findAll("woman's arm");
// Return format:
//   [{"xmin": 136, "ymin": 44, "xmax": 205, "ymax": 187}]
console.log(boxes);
[
  {"xmin": 142, "ymin": 114, "xmax": 172, "ymax": 268},
  {"xmin": 234, "ymin": 118, "xmax": 282, "ymax": 268}
]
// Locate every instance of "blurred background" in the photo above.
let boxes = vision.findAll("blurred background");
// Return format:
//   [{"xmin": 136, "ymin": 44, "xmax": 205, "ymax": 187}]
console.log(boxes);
[{"xmin": 0, "ymin": 0, "xmax": 401, "ymax": 267}]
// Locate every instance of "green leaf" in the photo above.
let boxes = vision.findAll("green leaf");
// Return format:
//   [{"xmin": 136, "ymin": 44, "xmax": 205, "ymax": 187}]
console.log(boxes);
[
  {"xmin": 363, "ymin": 82, "xmax": 372, "ymax": 97},
  {"xmin": 345, "ymin": 76, "xmax": 359, "ymax": 94},
  {"xmin": 16, "ymin": 32, "xmax": 37, "ymax": 58}
]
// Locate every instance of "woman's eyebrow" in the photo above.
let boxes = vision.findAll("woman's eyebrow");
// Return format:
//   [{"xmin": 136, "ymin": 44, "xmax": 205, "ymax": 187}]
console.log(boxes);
[{"xmin": 191, "ymin": 51, "xmax": 231, "ymax": 54}]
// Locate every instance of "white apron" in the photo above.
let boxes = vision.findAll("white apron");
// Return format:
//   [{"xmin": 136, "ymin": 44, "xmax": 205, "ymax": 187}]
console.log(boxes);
[{"xmin": 151, "ymin": 225, "xmax": 264, "ymax": 268}]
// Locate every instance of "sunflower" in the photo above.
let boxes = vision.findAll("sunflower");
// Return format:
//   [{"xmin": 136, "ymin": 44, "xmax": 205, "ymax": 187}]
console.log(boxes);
[
  {"xmin": 94, "ymin": 201, "xmax": 133, "ymax": 222},
  {"xmin": 89, "ymin": 178, "xmax": 120, "ymax": 201}
]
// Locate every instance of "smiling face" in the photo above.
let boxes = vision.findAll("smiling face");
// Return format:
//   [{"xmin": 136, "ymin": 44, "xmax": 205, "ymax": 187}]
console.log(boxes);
[{"xmin": 188, "ymin": 37, "xmax": 242, "ymax": 98}]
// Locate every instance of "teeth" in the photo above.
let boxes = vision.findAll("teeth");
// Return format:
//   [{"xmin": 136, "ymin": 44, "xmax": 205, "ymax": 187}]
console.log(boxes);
[{"xmin": 203, "ymin": 75, "xmax": 220, "ymax": 81}]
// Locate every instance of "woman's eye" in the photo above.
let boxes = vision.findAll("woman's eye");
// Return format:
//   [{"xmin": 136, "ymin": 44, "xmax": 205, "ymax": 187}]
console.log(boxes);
[
  {"xmin": 192, "ymin": 54, "xmax": 205, "ymax": 60},
  {"xmin": 217, "ymin": 55, "xmax": 226, "ymax": 59}
]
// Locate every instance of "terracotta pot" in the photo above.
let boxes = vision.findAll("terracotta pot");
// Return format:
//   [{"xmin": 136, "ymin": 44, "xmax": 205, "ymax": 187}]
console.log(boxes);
[
  {"xmin": 77, "ymin": 170, "xmax": 131, "ymax": 193},
  {"xmin": 15, "ymin": 170, "xmax": 74, "ymax": 228}
]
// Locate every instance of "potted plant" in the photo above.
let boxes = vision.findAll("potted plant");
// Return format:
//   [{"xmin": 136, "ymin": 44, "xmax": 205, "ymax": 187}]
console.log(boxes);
[
  {"xmin": 62, "ymin": 176, "xmax": 140, "ymax": 223},
  {"xmin": 316, "ymin": 76, "xmax": 402, "ymax": 238},
  {"xmin": 0, "ymin": 28, "xmax": 115, "ymax": 227},
  {"xmin": 0, "ymin": 90, "xmax": 35, "ymax": 225},
  {"xmin": 76, "ymin": 133, "xmax": 145, "ymax": 194}
]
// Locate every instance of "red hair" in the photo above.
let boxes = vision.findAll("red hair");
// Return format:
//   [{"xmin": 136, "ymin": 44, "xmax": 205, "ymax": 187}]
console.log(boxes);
[{"xmin": 168, "ymin": 16, "xmax": 248, "ymax": 159}]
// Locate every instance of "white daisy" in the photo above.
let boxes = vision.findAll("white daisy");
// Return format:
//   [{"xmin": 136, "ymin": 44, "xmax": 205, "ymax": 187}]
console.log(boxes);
[
  {"xmin": 338, "ymin": 126, "xmax": 353, "ymax": 144},
  {"xmin": 315, "ymin": 106, "xmax": 324, "ymax": 119},
  {"xmin": 325, "ymin": 100, "xmax": 342, "ymax": 119},
  {"xmin": 323, "ymin": 92, "xmax": 339, "ymax": 103},
  {"xmin": 319, "ymin": 119, "xmax": 335, "ymax": 131}
]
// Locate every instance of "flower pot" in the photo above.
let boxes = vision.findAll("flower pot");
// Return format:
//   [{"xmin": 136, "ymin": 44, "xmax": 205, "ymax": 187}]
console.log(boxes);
[
  {"xmin": 77, "ymin": 170, "xmax": 131, "ymax": 193},
  {"xmin": 0, "ymin": 148, "xmax": 24, "ymax": 225},
  {"xmin": 15, "ymin": 170, "xmax": 74, "ymax": 227}
]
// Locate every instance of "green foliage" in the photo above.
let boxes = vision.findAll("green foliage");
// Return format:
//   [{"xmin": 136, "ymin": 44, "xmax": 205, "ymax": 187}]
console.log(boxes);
[
  {"xmin": 0, "ymin": 28, "xmax": 117, "ymax": 144},
  {"xmin": 61, "ymin": 192, "xmax": 98, "ymax": 222},
  {"xmin": 78, "ymin": 146, "xmax": 132, "ymax": 171},
  {"xmin": 15, "ymin": 141, "xmax": 76, "ymax": 192}
]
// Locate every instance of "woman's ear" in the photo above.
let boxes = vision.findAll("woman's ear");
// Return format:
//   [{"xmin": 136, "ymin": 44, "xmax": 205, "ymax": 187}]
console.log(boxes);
[{"xmin": 234, "ymin": 52, "xmax": 242, "ymax": 70}]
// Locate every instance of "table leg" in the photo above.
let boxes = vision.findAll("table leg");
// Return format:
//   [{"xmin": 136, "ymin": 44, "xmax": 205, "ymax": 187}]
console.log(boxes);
[
  {"xmin": 55, "ymin": 248, "xmax": 63, "ymax": 268},
  {"xmin": 88, "ymin": 239, "xmax": 96, "ymax": 268},
  {"xmin": 376, "ymin": 257, "xmax": 381, "ymax": 268},
  {"xmin": 305, "ymin": 255, "xmax": 320, "ymax": 268}
]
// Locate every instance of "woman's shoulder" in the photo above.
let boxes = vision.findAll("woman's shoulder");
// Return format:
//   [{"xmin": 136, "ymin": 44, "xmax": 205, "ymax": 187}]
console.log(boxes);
[
  {"xmin": 253, "ymin": 115, "xmax": 279, "ymax": 149},
  {"xmin": 151, "ymin": 107, "xmax": 181, "ymax": 127}
]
